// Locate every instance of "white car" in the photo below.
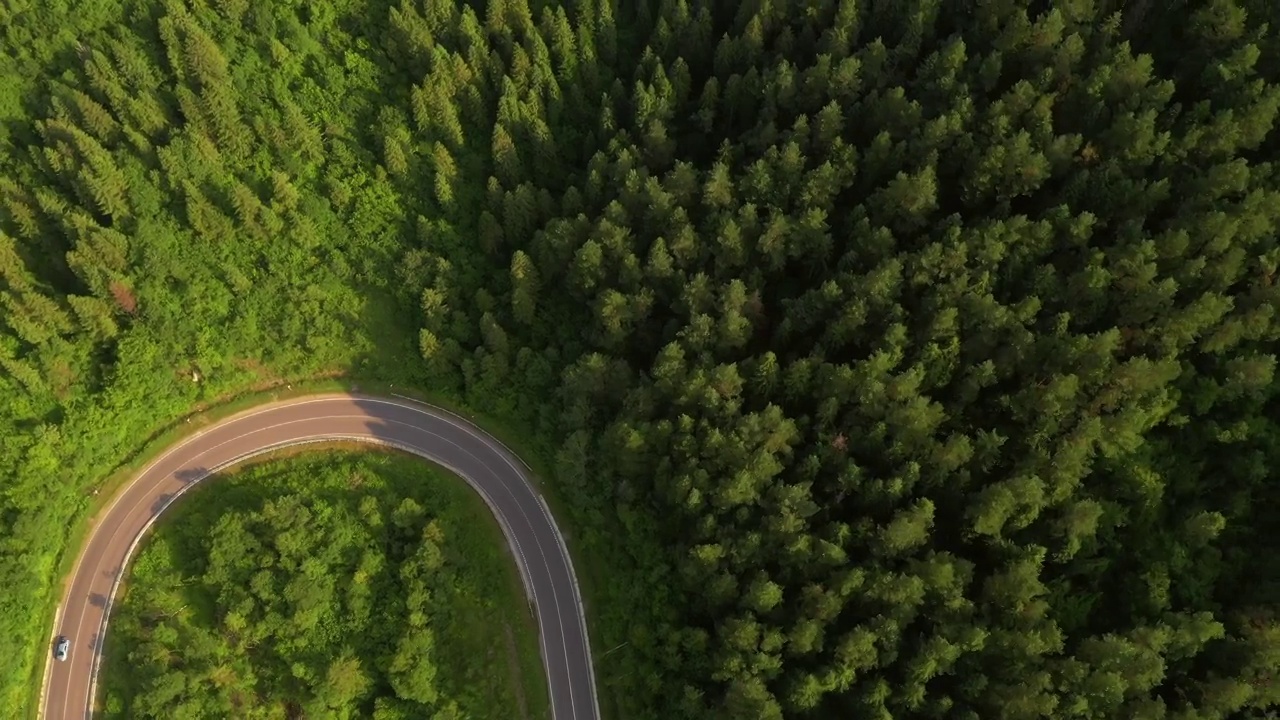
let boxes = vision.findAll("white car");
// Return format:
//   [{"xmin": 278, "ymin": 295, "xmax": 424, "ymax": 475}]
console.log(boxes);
[{"xmin": 54, "ymin": 637, "xmax": 69, "ymax": 662}]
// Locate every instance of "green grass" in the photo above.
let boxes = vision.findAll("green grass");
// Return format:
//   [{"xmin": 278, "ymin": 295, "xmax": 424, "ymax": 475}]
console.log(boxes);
[{"xmin": 98, "ymin": 448, "xmax": 550, "ymax": 719}]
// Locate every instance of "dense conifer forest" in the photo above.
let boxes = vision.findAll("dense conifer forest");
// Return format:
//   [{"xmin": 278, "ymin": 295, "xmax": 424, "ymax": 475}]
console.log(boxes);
[{"xmin": 1, "ymin": 0, "xmax": 1279, "ymax": 718}]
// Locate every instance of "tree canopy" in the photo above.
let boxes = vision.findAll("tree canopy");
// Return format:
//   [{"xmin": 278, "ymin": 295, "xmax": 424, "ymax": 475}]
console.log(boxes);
[
  {"xmin": 1, "ymin": 0, "xmax": 1278, "ymax": 718},
  {"xmin": 101, "ymin": 451, "xmax": 546, "ymax": 720}
]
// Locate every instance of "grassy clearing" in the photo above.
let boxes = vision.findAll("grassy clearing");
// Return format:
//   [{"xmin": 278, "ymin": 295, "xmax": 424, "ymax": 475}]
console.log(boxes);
[{"xmin": 98, "ymin": 449, "xmax": 550, "ymax": 719}]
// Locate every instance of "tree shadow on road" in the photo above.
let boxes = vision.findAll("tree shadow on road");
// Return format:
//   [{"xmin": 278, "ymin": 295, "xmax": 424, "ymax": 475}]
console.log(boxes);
[
  {"xmin": 148, "ymin": 467, "xmax": 210, "ymax": 516},
  {"xmin": 174, "ymin": 467, "xmax": 209, "ymax": 485}
]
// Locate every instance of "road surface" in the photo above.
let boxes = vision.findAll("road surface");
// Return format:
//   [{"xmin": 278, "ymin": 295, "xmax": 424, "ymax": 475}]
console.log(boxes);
[{"xmin": 40, "ymin": 393, "xmax": 599, "ymax": 720}]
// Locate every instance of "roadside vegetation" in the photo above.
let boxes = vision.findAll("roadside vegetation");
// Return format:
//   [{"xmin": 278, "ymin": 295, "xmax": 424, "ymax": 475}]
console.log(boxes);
[
  {"xmin": 99, "ymin": 450, "xmax": 548, "ymax": 720},
  {"xmin": 0, "ymin": 0, "xmax": 431, "ymax": 711},
  {"xmin": 2, "ymin": 0, "xmax": 1279, "ymax": 718}
]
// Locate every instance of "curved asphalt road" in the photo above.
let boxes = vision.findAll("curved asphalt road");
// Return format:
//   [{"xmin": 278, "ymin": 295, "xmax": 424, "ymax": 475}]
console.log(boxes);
[{"xmin": 40, "ymin": 393, "xmax": 599, "ymax": 720}]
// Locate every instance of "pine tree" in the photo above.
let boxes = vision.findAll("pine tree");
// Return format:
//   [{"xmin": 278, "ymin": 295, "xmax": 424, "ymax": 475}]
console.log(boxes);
[
  {"xmin": 430, "ymin": 142, "xmax": 458, "ymax": 209},
  {"xmin": 509, "ymin": 249, "xmax": 540, "ymax": 325},
  {"xmin": 491, "ymin": 122, "xmax": 523, "ymax": 186}
]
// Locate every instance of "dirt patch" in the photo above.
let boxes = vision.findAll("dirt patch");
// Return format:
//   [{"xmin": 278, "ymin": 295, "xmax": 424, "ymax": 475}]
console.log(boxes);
[{"xmin": 504, "ymin": 622, "xmax": 531, "ymax": 720}]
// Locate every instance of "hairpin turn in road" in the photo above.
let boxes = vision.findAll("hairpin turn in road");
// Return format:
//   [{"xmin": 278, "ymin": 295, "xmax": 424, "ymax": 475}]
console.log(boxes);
[{"xmin": 39, "ymin": 393, "xmax": 600, "ymax": 720}]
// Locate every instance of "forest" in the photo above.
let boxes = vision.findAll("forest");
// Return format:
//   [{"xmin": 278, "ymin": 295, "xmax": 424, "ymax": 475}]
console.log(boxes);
[
  {"xmin": 99, "ymin": 452, "xmax": 547, "ymax": 720},
  {"xmin": 1, "ymin": 0, "xmax": 1279, "ymax": 718}
]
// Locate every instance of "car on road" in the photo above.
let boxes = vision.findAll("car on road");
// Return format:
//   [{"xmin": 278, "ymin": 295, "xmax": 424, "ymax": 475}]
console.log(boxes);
[{"xmin": 54, "ymin": 637, "xmax": 69, "ymax": 662}]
